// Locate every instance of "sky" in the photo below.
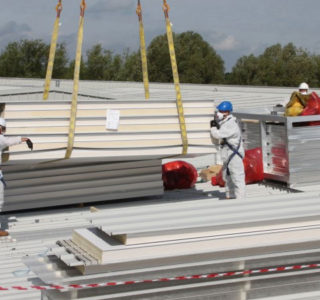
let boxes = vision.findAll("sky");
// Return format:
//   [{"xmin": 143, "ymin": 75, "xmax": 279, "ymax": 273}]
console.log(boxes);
[{"xmin": 1, "ymin": 0, "xmax": 320, "ymax": 72}]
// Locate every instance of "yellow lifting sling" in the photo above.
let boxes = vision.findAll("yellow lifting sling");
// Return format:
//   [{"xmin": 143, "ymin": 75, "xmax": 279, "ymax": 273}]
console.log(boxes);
[
  {"xmin": 43, "ymin": 0, "xmax": 63, "ymax": 100},
  {"xmin": 65, "ymin": 0, "xmax": 86, "ymax": 159},
  {"xmin": 136, "ymin": 0, "xmax": 150, "ymax": 100},
  {"xmin": 163, "ymin": 0, "xmax": 188, "ymax": 155}
]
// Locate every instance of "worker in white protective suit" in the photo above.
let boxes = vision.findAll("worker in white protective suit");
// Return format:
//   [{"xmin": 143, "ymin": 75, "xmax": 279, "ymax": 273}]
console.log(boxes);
[
  {"xmin": 0, "ymin": 118, "xmax": 33, "ymax": 237},
  {"xmin": 210, "ymin": 101, "xmax": 245, "ymax": 200}
]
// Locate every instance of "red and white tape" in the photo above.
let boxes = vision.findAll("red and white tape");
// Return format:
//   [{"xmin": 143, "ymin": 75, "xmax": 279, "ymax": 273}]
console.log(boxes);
[{"xmin": 1, "ymin": 263, "xmax": 319, "ymax": 291}]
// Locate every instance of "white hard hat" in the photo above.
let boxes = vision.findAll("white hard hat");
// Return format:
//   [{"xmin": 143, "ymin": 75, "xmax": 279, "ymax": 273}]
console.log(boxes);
[
  {"xmin": 299, "ymin": 82, "xmax": 309, "ymax": 90},
  {"xmin": 0, "ymin": 118, "xmax": 6, "ymax": 128}
]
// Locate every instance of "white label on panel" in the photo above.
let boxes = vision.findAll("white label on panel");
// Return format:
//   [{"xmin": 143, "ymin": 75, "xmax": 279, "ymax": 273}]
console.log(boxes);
[{"xmin": 106, "ymin": 109, "xmax": 120, "ymax": 130}]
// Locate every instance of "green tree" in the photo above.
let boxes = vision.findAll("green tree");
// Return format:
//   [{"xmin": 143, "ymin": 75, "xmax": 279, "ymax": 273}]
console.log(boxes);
[
  {"xmin": 118, "ymin": 49, "xmax": 142, "ymax": 81},
  {"xmin": 147, "ymin": 31, "xmax": 225, "ymax": 84},
  {"xmin": 312, "ymin": 55, "xmax": 320, "ymax": 87},
  {"xmin": 147, "ymin": 34, "xmax": 172, "ymax": 82},
  {"xmin": 107, "ymin": 54, "xmax": 123, "ymax": 81},
  {"xmin": 0, "ymin": 41, "xmax": 21, "ymax": 77},
  {"xmin": 229, "ymin": 43, "xmax": 318, "ymax": 87},
  {"xmin": 0, "ymin": 39, "xmax": 48, "ymax": 78},
  {"xmin": 101, "ymin": 50, "xmax": 114, "ymax": 80},
  {"xmin": 0, "ymin": 39, "xmax": 69, "ymax": 79},
  {"xmin": 227, "ymin": 55, "xmax": 259, "ymax": 85},
  {"xmin": 85, "ymin": 44, "xmax": 110, "ymax": 80},
  {"xmin": 52, "ymin": 43, "xmax": 69, "ymax": 79},
  {"xmin": 65, "ymin": 57, "xmax": 87, "ymax": 80}
]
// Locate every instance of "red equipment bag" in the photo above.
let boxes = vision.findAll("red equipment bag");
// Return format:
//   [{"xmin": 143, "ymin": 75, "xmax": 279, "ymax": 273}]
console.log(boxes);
[
  {"xmin": 162, "ymin": 160, "xmax": 198, "ymax": 190},
  {"xmin": 300, "ymin": 92, "xmax": 320, "ymax": 126},
  {"xmin": 211, "ymin": 147, "xmax": 264, "ymax": 187}
]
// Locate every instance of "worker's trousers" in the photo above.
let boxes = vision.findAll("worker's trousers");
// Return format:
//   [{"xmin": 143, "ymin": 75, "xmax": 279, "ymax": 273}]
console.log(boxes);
[{"xmin": 222, "ymin": 154, "xmax": 246, "ymax": 200}]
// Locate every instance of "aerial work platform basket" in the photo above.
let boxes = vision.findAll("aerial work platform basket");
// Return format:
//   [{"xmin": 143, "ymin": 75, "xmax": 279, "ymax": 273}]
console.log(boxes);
[{"xmin": 234, "ymin": 110, "xmax": 320, "ymax": 188}]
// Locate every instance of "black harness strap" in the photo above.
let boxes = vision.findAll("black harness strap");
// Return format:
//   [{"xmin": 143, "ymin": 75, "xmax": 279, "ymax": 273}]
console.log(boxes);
[
  {"xmin": 0, "ymin": 176, "xmax": 6, "ymax": 188},
  {"xmin": 223, "ymin": 138, "xmax": 243, "ymax": 176}
]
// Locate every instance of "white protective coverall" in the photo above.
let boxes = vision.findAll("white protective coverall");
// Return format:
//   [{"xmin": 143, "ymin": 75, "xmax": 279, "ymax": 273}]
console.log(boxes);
[
  {"xmin": 0, "ymin": 135, "xmax": 21, "ymax": 214},
  {"xmin": 211, "ymin": 114, "xmax": 246, "ymax": 200}
]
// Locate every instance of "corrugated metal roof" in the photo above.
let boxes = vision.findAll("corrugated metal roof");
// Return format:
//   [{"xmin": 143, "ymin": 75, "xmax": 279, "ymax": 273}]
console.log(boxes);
[
  {"xmin": 0, "ymin": 78, "xmax": 319, "ymax": 299},
  {"xmin": 1, "ymin": 77, "xmax": 319, "ymax": 109},
  {"xmin": 0, "ymin": 181, "xmax": 295, "ymax": 300}
]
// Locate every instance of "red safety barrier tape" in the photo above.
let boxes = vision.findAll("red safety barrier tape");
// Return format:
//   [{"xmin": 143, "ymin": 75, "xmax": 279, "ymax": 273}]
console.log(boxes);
[{"xmin": 1, "ymin": 263, "xmax": 319, "ymax": 291}]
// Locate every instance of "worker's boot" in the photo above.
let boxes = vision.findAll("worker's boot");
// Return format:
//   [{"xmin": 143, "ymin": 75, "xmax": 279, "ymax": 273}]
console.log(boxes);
[{"xmin": 0, "ymin": 230, "xmax": 8, "ymax": 237}]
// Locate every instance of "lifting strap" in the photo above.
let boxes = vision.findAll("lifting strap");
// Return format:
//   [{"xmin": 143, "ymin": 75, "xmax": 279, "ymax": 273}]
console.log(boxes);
[
  {"xmin": 136, "ymin": 0, "xmax": 150, "ymax": 100},
  {"xmin": 43, "ymin": 0, "xmax": 63, "ymax": 100},
  {"xmin": 65, "ymin": 0, "xmax": 86, "ymax": 159},
  {"xmin": 163, "ymin": 0, "xmax": 188, "ymax": 155}
]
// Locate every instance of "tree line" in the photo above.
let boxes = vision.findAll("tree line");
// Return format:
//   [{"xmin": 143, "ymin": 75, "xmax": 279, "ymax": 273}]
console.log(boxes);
[{"xmin": 1, "ymin": 31, "xmax": 320, "ymax": 87}]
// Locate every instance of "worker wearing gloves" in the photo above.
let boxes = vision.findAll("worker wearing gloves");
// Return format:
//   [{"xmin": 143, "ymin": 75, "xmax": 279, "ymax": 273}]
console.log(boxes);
[
  {"xmin": 210, "ymin": 101, "xmax": 245, "ymax": 200},
  {"xmin": 0, "ymin": 118, "xmax": 33, "ymax": 237}
]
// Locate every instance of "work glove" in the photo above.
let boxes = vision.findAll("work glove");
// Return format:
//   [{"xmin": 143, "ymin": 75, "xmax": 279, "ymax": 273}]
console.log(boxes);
[
  {"xmin": 211, "ymin": 113, "xmax": 221, "ymax": 129},
  {"xmin": 26, "ymin": 139, "xmax": 33, "ymax": 151},
  {"xmin": 210, "ymin": 120, "xmax": 218, "ymax": 128}
]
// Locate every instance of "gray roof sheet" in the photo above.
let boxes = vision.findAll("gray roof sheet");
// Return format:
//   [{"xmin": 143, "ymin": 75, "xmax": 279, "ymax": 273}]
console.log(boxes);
[{"xmin": 0, "ymin": 78, "xmax": 319, "ymax": 299}]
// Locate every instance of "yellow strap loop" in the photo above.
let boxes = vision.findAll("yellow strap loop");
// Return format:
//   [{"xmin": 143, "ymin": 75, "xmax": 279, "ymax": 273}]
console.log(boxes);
[
  {"xmin": 136, "ymin": 0, "xmax": 142, "ymax": 20},
  {"xmin": 136, "ymin": 0, "xmax": 150, "ymax": 100},
  {"xmin": 43, "ymin": 0, "xmax": 62, "ymax": 100},
  {"xmin": 162, "ymin": 0, "xmax": 188, "ymax": 155},
  {"xmin": 80, "ymin": 0, "xmax": 86, "ymax": 17},
  {"xmin": 163, "ymin": 0, "xmax": 170, "ymax": 18},
  {"xmin": 65, "ymin": 0, "xmax": 86, "ymax": 159},
  {"xmin": 56, "ymin": 0, "xmax": 62, "ymax": 17}
]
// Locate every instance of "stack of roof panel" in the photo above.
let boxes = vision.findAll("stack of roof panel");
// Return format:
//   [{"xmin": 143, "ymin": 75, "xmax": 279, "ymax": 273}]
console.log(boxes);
[
  {"xmin": 23, "ymin": 191, "xmax": 320, "ymax": 299},
  {"xmin": 2, "ymin": 159, "xmax": 164, "ymax": 212},
  {"xmin": 3, "ymin": 99, "xmax": 216, "ymax": 162},
  {"xmin": 0, "ymin": 98, "xmax": 217, "ymax": 211}
]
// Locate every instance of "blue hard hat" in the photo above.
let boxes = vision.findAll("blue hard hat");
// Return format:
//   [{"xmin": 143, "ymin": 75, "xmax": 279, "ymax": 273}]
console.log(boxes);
[{"xmin": 217, "ymin": 101, "xmax": 233, "ymax": 112}]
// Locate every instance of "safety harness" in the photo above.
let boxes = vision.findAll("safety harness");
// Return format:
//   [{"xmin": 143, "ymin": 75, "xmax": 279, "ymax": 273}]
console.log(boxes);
[
  {"xmin": 219, "ymin": 116, "xmax": 243, "ymax": 176},
  {"xmin": 0, "ymin": 176, "xmax": 6, "ymax": 188},
  {"xmin": 222, "ymin": 138, "xmax": 243, "ymax": 176}
]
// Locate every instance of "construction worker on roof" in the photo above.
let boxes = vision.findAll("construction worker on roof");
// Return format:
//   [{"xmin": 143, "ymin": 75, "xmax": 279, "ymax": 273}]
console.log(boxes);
[
  {"xmin": 0, "ymin": 118, "xmax": 33, "ymax": 237},
  {"xmin": 285, "ymin": 82, "xmax": 310, "ymax": 116},
  {"xmin": 210, "ymin": 101, "xmax": 245, "ymax": 200}
]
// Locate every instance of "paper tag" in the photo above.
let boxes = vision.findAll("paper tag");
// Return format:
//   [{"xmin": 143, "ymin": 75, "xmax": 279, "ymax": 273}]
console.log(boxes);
[{"xmin": 106, "ymin": 109, "xmax": 120, "ymax": 130}]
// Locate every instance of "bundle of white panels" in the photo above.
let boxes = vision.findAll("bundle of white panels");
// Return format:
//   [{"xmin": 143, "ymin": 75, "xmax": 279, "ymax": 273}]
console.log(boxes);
[
  {"xmin": 0, "ymin": 98, "xmax": 217, "ymax": 211},
  {"xmin": 3, "ymin": 99, "xmax": 216, "ymax": 161},
  {"xmin": 2, "ymin": 159, "xmax": 163, "ymax": 212},
  {"xmin": 23, "ymin": 191, "xmax": 320, "ymax": 300}
]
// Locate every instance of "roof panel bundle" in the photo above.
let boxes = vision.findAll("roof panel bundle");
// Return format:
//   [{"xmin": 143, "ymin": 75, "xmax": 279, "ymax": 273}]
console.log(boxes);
[
  {"xmin": 0, "ymin": 98, "xmax": 216, "ymax": 211},
  {"xmin": 23, "ymin": 192, "xmax": 320, "ymax": 299},
  {"xmin": 3, "ymin": 99, "xmax": 216, "ymax": 161},
  {"xmin": 2, "ymin": 159, "xmax": 163, "ymax": 212}
]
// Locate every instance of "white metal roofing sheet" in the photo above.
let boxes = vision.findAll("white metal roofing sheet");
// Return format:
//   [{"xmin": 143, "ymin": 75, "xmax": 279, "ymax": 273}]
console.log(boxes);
[{"xmin": 0, "ymin": 78, "xmax": 319, "ymax": 299}]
